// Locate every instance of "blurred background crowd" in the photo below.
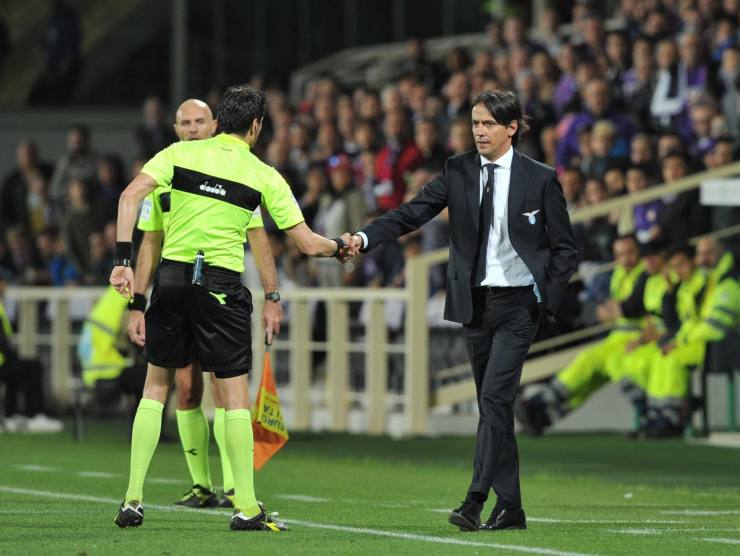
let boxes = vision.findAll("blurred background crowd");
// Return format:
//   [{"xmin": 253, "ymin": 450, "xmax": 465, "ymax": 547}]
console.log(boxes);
[{"xmin": 1, "ymin": 0, "xmax": 739, "ymax": 334}]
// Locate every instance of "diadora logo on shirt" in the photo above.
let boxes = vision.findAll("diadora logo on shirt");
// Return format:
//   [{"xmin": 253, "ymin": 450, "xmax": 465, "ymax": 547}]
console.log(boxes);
[{"xmin": 199, "ymin": 180, "xmax": 227, "ymax": 196}]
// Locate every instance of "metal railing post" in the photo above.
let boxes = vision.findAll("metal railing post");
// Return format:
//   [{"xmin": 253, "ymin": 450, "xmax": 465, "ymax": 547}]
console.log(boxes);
[
  {"xmin": 366, "ymin": 300, "xmax": 387, "ymax": 434},
  {"xmin": 17, "ymin": 299, "xmax": 37, "ymax": 358},
  {"xmin": 405, "ymin": 257, "xmax": 429, "ymax": 435},
  {"xmin": 327, "ymin": 300, "xmax": 349, "ymax": 431},
  {"xmin": 50, "ymin": 298, "xmax": 71, "ymax": 409},
  {"xmin": 290, "ymin": 299, "xmax": 311, "ymax": 430}
]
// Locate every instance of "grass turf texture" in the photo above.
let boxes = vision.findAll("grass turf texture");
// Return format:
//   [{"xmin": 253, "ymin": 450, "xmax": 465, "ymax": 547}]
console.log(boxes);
[{"xmin": 1, "ymin": 423, "xmax": 740, "ymax": 555}]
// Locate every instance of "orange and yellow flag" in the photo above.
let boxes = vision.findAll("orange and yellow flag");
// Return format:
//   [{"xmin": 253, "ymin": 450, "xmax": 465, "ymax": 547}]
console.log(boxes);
[{"xmin": 252, "ymin": 348, "xmax": 288, "ymax": 470}]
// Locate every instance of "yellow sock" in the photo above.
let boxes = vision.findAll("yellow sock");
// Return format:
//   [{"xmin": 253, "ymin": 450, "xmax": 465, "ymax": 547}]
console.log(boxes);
[
  {"xmin": 224, "ymin": 409, "xmax": 260, "ymax": 515},
  {"xmin": 124, "ymin": 398, "xmax": 163, "ymax": 504}
]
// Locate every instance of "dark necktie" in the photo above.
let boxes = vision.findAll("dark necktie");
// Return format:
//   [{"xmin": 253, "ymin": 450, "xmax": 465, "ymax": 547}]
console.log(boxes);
[{"xmin": 473, "ymin": 163, "xmax": 496, "ymax": 286}]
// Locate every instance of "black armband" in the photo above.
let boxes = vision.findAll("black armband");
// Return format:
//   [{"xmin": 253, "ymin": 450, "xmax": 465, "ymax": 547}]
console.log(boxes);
[
  {"xmin": 114, "ymin": 241, "xmax": 133, "ymax": 267},
  {"xmin": 128, "ymin": 293, "xmax": 147, "ymax": 312}
]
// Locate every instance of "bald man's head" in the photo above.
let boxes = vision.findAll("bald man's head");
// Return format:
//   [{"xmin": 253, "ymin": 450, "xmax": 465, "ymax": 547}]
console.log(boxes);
[
  {"xmin": 695, "ymin": 237, "xmax": 725, "ymax": 270},
  {"xmin": 174, "ymin": 99, "xmax": 216, "ymax": 141}
]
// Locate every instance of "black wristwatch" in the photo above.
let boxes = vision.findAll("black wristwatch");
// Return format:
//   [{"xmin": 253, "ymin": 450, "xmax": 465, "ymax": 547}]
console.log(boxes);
[{"xmin": 265, "ymin": 291, "xmax": 281, "ymax": 302}]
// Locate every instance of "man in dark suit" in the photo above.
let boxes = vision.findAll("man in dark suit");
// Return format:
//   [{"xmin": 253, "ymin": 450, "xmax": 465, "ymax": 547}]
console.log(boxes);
[{"xmin": 345, "ymin": 90, "xmax": 578, "ymax": 531}]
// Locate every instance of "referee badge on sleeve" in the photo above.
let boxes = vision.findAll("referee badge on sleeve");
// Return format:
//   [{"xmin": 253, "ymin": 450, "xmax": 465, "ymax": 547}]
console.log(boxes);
[{"xmin": 140, "ymin": 198, "xmax": 153, "ymax": 221}]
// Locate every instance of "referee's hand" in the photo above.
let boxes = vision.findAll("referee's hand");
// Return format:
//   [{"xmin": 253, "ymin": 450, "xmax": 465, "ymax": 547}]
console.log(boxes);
[
  {"xmin": 128, "ymin": 310, "xmax": 146, "ymax": 347},
  {"xmin": 110, "ymin": 266, "xmax": 135, "ymax": 299},
  {"xmin": 263, "ymin": 298, "xmax": 283, "ymax": 345}
]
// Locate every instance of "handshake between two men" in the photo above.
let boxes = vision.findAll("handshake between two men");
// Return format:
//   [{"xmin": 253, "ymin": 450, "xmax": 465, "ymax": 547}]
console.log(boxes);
[{"xmin": 335, "ymin": 233, "xmax": 364, "ymax": 263}]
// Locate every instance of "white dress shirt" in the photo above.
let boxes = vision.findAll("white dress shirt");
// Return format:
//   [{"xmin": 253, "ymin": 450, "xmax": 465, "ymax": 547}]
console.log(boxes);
[
  {"xmin": 355, "ymin": 146, "xmax": 535, "ymax": 289},
  {"xmin": 479, "ymin": 147, "xmax": 534, "ymax": 287}
]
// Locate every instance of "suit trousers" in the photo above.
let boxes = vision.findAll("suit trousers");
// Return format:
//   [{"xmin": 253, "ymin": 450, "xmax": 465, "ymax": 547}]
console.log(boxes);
[
  {"xmin": 1, "ymin": 357, "xmax": 45, "ymax": 417},
  {"xmin": 463, "ymin": 285, "xmax": 539, "ymax": 510}
]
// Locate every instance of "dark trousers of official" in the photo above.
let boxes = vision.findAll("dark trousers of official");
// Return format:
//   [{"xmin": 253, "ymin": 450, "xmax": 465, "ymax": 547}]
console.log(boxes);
[
  {"xmin": 1, "ymin": 357, "xmax": 45, "ymax": 417},
  {"xmin": 462, "ymin": 286, "xmax": 539, "ymax": 510}
]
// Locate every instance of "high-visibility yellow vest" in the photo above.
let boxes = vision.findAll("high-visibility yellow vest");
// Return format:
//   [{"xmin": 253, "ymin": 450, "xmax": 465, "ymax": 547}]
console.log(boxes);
[
  {"xmin": 674, "ymin": 270, "xmax": 708, "ymax": 345},
  {"xmin": 610, "ymin": 262, "xmax": 645, "ymax": 331},
  {"xmin": 683, "ymin": 253, "xmax": 740, "ymax": 345},
  {"xmin": 77, "ymin": 287, "xmax": 131, "ymax": 387},
  {"xmin": 643, "ymin": 272, "xmax": 670, "ymax": 330},
  {"xmin": 0, "ymin": 301, "xmax": 14, "ymax": 369}
]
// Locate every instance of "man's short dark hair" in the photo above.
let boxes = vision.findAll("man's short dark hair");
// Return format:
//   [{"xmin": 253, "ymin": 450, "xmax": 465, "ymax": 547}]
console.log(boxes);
[
  {"xmin": 662, "ymin": 150, "xmax": 689, "ymax": 167},
  {"xmin": 667, "ymin": 243, "xmax": 695, "ymax": 261},
  {"xmin": 471, "ymin": 90, "xmax": 530, "ymax": 146},
  {"xmin": 641, "ymin": 238, "xmax": 668, "ymax": 256},
  {"xmin": 614, "ymin": 233, "xmax": 639, "ymax": 247},
  {"xmin": 715, "ymin": 136, "xmax": 734, "ymax": 148},
  {"xmin": 216, "ymin": 85, "xmax": 268, "ymax": 135}
]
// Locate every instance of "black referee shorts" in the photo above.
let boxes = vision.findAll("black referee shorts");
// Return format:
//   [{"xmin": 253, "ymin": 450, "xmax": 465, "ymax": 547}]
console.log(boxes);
[{"xmin": 144, "ymin": 259, "xmax": 252, "ymax": 377}]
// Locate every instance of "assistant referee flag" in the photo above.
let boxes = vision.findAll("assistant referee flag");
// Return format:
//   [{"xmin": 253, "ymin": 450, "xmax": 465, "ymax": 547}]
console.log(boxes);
[{"xmin": 253, "ymin": 346, "xmax": 288, "ymax": 470}]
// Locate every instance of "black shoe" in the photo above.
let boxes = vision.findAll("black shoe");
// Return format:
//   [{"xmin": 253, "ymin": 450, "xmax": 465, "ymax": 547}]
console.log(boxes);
[
  {"xmin": 482, "ymin": 507, "xmax": 502, "ymax": 527},
  {"xmin": 219, "ymin": 489, "xmax": 235, "ymax": 508},
  {"xmin": 114, "ymin": 500, "xmax": 144, "ymax": 528},
  {"xmin": 514, "ymin": 395, "xmax": 550, "ymax": 436},
  {"xmin": 448, "ymin": 501, "xmax": 482, "ymax": 532},
  {"xmin": 230, "ymin": 508, "xmax": 288, "ymax": 532},
  {"xmin": 480, "ymin": 508, "xmax": 527, "ymax": 530},
  {"xmin": 174, "ymin": 484, "xmax": 219, "ymax": 508}
]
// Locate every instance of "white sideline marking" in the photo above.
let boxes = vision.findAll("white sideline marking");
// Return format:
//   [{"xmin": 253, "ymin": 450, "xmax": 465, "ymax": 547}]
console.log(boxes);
[
  {"xmin": 149, "ymin": 477, "xmax": 189, "ymax": 485},
  {"xmin": 427, "ymin": 509, "xmax": 686, "ymax": 524},
  {"xmin": 529, "ymin": 519, "xmax": 687, "ymax": 525},
  {"xmin": 14, "ymin": 463, "xmax": 188, "ymax": 485},
  {"xmin": 607, "ymin": 528, "xmax": 662, "ymax": 536},
  {"xmin": 0, "ymin": 486, "xmax": 598, "ymax": 556},
  {"xmin": 275, "ymin": 494, "xmax": 332, "ymax": 503},
  {"xmin": 13, "ymin": 464, "xmax": 58, "ymax": 472},
  {"xmin": 697, "ymin": 537, "xmax": 740, "ymax": 545},
  {"xmin": 78, "ymin": 471, "xmax": 120, "ymax": 479},
  {"xmin": 611, "ymin": 528, "xmax": 740, "ymax": 535},
  {"xmin": 662, "ymin": 510, "xmax": 740, "ymax": 516},
  {"xmin": 288, "ymin": 518, "xmax": 598, "ymax": 555}
]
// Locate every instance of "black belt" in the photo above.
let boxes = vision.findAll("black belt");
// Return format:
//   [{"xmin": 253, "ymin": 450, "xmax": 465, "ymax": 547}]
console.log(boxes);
[
  {"xmin": 473, "ymin": 285, "xmax": 533, "ymax": 294},
  {"xmin": 159, "ymin": 258, "xmax": 241, "ymax": 287}
]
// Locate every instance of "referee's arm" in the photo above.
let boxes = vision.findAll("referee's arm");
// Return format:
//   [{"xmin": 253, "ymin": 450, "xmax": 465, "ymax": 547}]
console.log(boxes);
[
  {"xmin": 111, "ymin": 173, "xmax": 158, "ymax": 298},
  {"xmin": 118, "ymin": 173, "xmax": 158, "ymax": 245},
  {"xmin": 284, "ymin": 222, "xmax": 347, "ymax": 258}
]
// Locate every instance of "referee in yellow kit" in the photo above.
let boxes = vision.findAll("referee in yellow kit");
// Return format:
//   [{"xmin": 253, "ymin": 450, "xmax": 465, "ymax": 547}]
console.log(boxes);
[{"xmin": 110, "ymin": 85, "xmax": 348, "ymax": 532}]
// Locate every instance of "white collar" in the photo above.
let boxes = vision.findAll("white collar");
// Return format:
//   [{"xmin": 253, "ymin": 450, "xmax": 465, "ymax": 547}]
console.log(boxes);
[{"xmin": 480, "ymin": 146, "xmax": 514, "ymax": 170}]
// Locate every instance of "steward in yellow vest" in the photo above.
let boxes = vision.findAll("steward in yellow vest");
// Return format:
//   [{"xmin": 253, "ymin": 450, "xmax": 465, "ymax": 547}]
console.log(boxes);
[
  {"xmin": 77, "ymin": 286, "xmax": 146, "ymax": 412},
  {"xmin": 516, "ymin": 236, "xmax": 666, "ymax": 434}
]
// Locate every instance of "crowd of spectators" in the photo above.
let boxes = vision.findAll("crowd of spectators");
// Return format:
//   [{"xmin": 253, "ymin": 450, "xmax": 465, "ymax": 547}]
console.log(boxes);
[{"xmin": 2, "ymin": 0, "xmax": 739, "ymax": 330}]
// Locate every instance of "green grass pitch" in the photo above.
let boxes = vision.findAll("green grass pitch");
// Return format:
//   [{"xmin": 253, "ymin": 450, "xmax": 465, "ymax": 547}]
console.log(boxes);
[{"xmin": 1, "ymin": 423, "xmax": 740, "ymax": 555}]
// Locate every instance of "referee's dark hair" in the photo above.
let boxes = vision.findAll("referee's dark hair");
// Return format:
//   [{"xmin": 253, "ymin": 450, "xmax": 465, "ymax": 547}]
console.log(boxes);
[
  {"xmin": 216, "ymin": 84, "xmax": 268, "ymax": 135},
  {"xmin": 471, "ymin": 90, "xmax": 530, "ymax": 146}
]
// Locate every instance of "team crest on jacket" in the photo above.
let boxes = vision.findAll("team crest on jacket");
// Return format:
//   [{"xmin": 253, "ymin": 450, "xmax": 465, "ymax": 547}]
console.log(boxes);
[{"xmin": 523, "ymin": 210, "xmax": 540, "ymax": 224}]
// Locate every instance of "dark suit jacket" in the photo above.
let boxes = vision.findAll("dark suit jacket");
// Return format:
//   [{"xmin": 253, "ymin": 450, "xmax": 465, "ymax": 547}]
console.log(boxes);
[{"xmin": 360, "ymin": 149, "xmax": 578, "ymax": 325}]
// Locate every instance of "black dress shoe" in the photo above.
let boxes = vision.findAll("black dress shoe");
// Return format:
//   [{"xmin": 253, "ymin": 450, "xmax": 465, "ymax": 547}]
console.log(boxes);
[
  {"xmin": 448, "ymin": 501, "xmax": 482, "ymax": 531},
  {"xmin": 482, "ymin": 507, "xmax": 501, "ymax": 527},
  {"xmin": 480, "ymin": 508, "xmax": 527, "ymax": 530}
]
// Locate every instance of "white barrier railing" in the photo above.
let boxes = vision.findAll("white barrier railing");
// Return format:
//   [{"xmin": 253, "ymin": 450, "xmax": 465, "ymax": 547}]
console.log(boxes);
[{"xmin": 5, "ymin": 161, "xmax": 740, "ymax": 435}]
